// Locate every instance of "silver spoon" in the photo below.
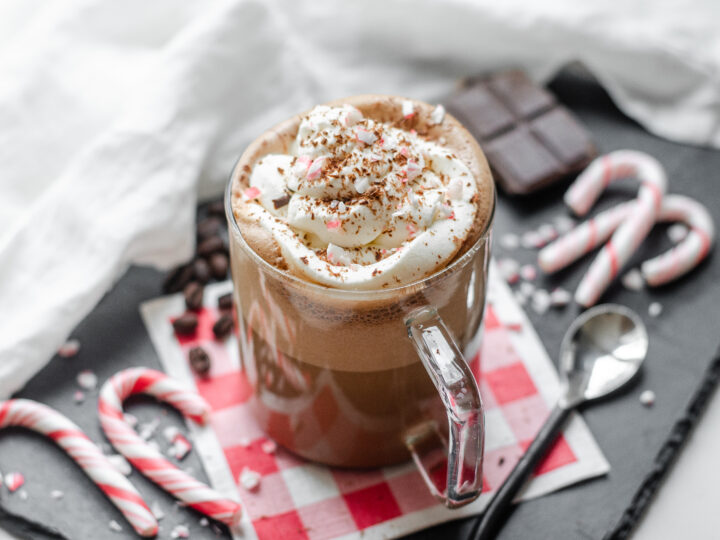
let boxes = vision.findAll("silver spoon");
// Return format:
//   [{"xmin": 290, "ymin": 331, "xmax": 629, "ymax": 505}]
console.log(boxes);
[{"xmin": 471, "ymin": 304, "xmax": 648, "ymax": 540}]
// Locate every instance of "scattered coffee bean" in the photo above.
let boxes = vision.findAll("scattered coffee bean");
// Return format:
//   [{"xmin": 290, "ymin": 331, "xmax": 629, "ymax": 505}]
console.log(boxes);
[
  {"xmin": 192, "ymin": 258, "xmax": 211, "ymax": 284},
  {"xmin": 212, "ymin": 314, "xmax": 234, "ymax": 340},
  {"xmin": 197, "ymin": 236, "xmax": 226, "ymax": 258},
  {"xmin": 206, "ymin": 200, "xmax": 225, "ymax": 217},
  {"xmin": 209, "ymin": 253, "xmax": 229, "ymax": 279},
  {"xmin": 183, "ymin": 282, "xmax": 204, "ymax": 311},
  {"xmin": 217, "ymin": 293, "xmax": 233, "ymax": 311},
  {"xmin": 162, "ymin": 263, "xmax": 195, "ymax": 294},
  {"xmin": 196, "ymin": 217, "xmax": 222, "ymax": 241},
  {"xmin": 173, "ymin": 312, "xmax": 198, "ymax": 335},
  {"xmin": 188, "ymin": 346, "xmax": 211, "ymax": 377}
]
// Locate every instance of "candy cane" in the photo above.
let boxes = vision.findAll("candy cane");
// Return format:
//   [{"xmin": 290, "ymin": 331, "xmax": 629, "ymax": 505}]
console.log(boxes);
[
  {"xmin": 538, "ymin": 195, "xmax": 714, "ymax": 286},
  {"xmin": 98, "ymin": 368, "xmax": 242, "ymax": 528},
  {"xmin": 0, "ymin": 399, "xmax": 158, "ymax": 537},
  {"xmin": 563, "ymin": 150, "xmax": 667, "ymax": 306}
]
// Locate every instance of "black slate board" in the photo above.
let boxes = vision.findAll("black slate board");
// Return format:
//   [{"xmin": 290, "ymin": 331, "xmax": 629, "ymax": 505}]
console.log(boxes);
[{"xmin": 1, "ymin": 71, "xmax": 719, "ymax": 540}]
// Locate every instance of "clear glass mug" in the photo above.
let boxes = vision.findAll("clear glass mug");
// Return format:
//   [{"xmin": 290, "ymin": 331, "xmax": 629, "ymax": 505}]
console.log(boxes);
[{"xmin": 225, "ymin": 160, "xmax": 494, "ymax": 509}]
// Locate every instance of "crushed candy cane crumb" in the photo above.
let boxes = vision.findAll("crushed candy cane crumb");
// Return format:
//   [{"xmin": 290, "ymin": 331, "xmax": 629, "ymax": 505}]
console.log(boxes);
[
  {"xmin": 108, "ymin": 520, "xmax": 123, "ymax": 532},
  {"xmin": 639, "ymin": 390, "xmax": 656, "ymax": 407},
  {"xmin": 497, "ymin": 258, "xmax": 520, "ymax": 284},
  {"xmin": 73, "ymin": 390, "xmax": 85, "ymax": 404},
  {"xmin": 76, "ymin": 369, "xmax": 98, "ymax": 390},
  {"xmin": 151, "ymin": 501, "xmax": 165, "ymax": 521},
  {"xmin": 499, "ymin": 233, "xmax": 520, "ymax": 250},
  {"xmin": 170, "ymin": 524, "xmax": 191, "ymax": 539},
  {"xmin": 239, "ymin": 467, "xmax": 261, "ymax": 491},
  {"xmin": 667, "ymin": 223, "xmax": 689, "ymax": 243},
  {"xmin": 170, "ymin": 434, "xmax": 193, "ymax": 461},
  {"xmin": 107, "ymin": 454, "xmax": 132, "ymax": 476},
  {"xmin": 648, "ymin": 302, "xmax": 663, "ymax": 318},
  {"xmin": 50, "ymin": 490, "xmax": 64, "ymax": 500},
  {"xmin": 622, "ymin": 269, "xmax": 645, "ymax": 291},
  {"xmin": 520, "ymin": 264, "xmax": 537, "ymax": 281},
  {"xmin": 5, "ymin": 472, "xmax": 24, "ymax": 492},
  {"xmin": 261, "ymin": 440, "xmax": 277, "ymax": 454},
  {"xmin": 430, "ymin": 104, "xmax": 445, "ymax": 125},
  {"xmin": 58, "ymin": 339, "xmax": 81, "ymax": 358},
  {"xmin": 401, "ymin": 100, "xmax": 415, "ymax": 118}
]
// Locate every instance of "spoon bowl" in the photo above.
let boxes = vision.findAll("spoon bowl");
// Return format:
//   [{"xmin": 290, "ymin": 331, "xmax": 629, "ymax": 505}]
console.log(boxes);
[{"xmin": 560, "ymin": 304, "xmax": 648, "ymax": 408}]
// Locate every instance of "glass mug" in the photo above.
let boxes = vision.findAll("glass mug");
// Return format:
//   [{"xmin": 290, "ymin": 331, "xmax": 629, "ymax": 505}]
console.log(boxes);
[{"xmin": 224, "ymin": 129, "xmax": 495, "ymax": 510}]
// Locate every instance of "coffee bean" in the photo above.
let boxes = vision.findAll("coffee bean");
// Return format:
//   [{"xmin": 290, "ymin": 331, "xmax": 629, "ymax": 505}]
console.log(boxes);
[
  {"xmin": 212, "ymin": 314, "xmax": 234, "ymax": 340},
  {"xmin": 183, "ymin": 282, "xmax": 204, "ymax": 311},
  {"xmin": 192, "ymin": 258, "xmax": 211, "ymax": 284},
  {"xmin": 217, "ymin": 293, "xmax": 233, "ymax": 311},
  {"xmin": 162, "ymin": 263, "xmax": 194, "ymax": 294},
  {"xmin": 206, "ymin": 200, "xmax": 225, "ymax": 217},
  {"xmin": 188, "ymin": 346, "xmax": 211, "ymax": 377},
  {"xmin": 197, "ymin": 236, "xmax": 226, "ymax": 258},
  {"xmin": 196, "ymin": 217, "xmax": 222, "ymax": 241},
  {"xmin": 209, "ymin": 253, "xmax": 228, "ymax": 279},
  {"xmin": 172, "ymin": 312, "xmax": 198, "ymax": 335}
]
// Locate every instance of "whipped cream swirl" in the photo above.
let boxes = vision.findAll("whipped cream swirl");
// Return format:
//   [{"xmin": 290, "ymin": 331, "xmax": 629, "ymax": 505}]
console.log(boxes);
[{"xmin": 242, "ymin": 104, "xmax": 479, "ymax": 289}]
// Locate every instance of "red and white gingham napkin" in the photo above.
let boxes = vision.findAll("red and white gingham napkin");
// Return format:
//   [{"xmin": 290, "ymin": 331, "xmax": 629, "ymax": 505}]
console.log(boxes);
[{"xmin": 141, "ymin": 262, "xmax": 609, "ymax": 539}]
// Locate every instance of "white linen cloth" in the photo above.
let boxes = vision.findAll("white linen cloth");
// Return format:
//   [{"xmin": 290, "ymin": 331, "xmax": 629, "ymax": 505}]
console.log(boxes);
[{"xmin": 1, "ymin": 0, "xmax": 719, "ymax": 398}]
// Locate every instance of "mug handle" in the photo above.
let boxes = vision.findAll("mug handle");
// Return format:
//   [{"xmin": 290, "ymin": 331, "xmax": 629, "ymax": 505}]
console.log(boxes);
[{"xmin": 404, "ymin": 306, "xmax": 484, "ymax": 508}]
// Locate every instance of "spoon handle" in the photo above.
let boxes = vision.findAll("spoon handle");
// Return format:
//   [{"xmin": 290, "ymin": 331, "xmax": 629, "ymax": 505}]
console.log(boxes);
[{"xmin": 471, "ymin": 404, "xmax": 572, "ymax": 540}]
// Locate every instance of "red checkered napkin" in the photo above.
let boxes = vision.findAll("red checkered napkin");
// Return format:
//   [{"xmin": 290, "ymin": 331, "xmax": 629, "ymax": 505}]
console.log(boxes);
[{"xmin": 141, "ymin": 262, "xmax": 609, "ymax": 540}]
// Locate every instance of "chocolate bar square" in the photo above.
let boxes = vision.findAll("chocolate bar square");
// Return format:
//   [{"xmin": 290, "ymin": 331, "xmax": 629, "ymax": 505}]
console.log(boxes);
[
  {"xmin": 446, "ymin": 85, "xmax": 514, "ymax": 140},
  {"xmin": 484, "ymin": 127, "xmax": 565, "ymax": 194},
  {"xmin": 444, "ymin": 71, "xmax": 596, "ymax": 195},
  {"xmin": 530, "ymin": 107, "xmax": 595, "ymax": 168},
  {"xmin": 486, "ymin": 70, "xmax": 556, "ymax": 119}
]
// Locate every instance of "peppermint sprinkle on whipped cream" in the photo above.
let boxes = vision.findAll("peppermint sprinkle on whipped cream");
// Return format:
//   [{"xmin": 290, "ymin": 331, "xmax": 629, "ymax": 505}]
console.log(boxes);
[{"xmin": 239, "ymin": 103, "xmax": 480, "ymax": 289}]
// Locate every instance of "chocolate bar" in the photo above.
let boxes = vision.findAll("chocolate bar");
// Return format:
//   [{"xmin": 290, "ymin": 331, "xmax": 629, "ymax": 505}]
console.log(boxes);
[{"xmin": 445, "ymin": 71, "xmax": 596, "ymax": 195}]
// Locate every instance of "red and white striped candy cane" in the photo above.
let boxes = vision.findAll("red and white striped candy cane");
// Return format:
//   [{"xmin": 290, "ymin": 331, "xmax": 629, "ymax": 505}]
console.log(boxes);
[
  {"xmin": 539, "ymin": 195, "xmax": 714, "ymax": 286},
  {"xmin": 641, "ymin": 195, "xmax": 715, "ymax": 286},
  {"xmin": 98, "ymin": 368, "xmax": 242, "ymax": 528},
  {"xmin": 563, "ymin": 150, "xmax": 667, "ymax": 306},
  {"xmin": 0, "ymin": 399, "xmax": 158, "ymax": 537},
  {"xmin": 538, "ymin": 202, "xmax": 634, "ymax": 273}
]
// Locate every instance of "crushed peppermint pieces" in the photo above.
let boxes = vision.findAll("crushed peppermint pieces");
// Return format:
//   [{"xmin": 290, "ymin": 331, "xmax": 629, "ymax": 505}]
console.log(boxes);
[
  {"xmin": 58, "ymin": 339, "xmax": 81, "ymax": 358},
  {"xmin": 50, "ymin": 490, "xmax": 64, "ymax": 500},
  {"xmin": 622, "ymin": 269, "xmax": 645, "ymax": 291},
  {"xmin": 239, "ymin": 467, "xmax": 261, "ymax": 491},
  {"xmin": 261, "ymin": 440, "xmax": 277, "ymax": 454},
  {"xmin": 401, "ymin": 100, "xmax": 415, "ymax": 118},
  {"xmin": 123, "ymin": 413, "xmax": 139, "ymax": 428},
  {"xmin": 648, "ymin": 302, "xmax": 663, "ymax": 318},
  {"xmin": 73, "ymin": 390, "xmax": 85, "ymax": 404},
  {"xmin": 521, "ymin": 230, "xmax": 545, "ymax": 249},
  {"xmin": 198, "ymin": 517, "xmax": 209, "ymax": 527},
  {"xmin": 326, "ymin": 219, "xmax": 342, "ymax": 230},
  {"xmin": 430, "ymin": 104, "xmax": 445, "ymax": 125},
  {"xmin": 76, "ymin": 369, "xmax": 98, "ymax": 391},
  {"xmin": 169, "ymin": 433, "xmax": 193, "ymax": 461},
  {"xmin": 520, "ymin": 264, "xmax": 537, "ymax": 281},
  {"xmin": 497, "ymin": 258, "xmax": 520, "ymax": 284},
  {"xmin": 151, "ymin": 501, "xmax": 165, "ymax": 521},
  {"xmin": 138, "ymin": 418, "xmax": 160, "ymax": 441},
  {"xmin": 108, "ymin": 520, "xmax": 123, "ymax": 533},
  {"xmin": 639, "ymin": 390, "xmax": 656, "ymax": 407},
  {"xmin": 107, "ymin": 454, "xmax": 132, "ymax": 476},
  {"xmin": 243, "ymin": 186, "xmax": 261, "ymax": 200},
  {"xmin": 667, "ymin": 223, "xmax": 689, "ymax": 243},
  {"xmin": 499, "ymin": 233, "xmax": 520, "ymax": 250},
  {"xmin": 170, "ymin": 524, "xmax": 191, "ymax": 539},
  {"xmin": 5, "ymin": 472, "xmax": 24, "ymax": 492},
  {"xmin": 549, "ymin": 288, "xmax": 572, "ymax": 307},
  {"xmin": 531, "ymin": 289, "xmax": 552, "ymax": 314}
]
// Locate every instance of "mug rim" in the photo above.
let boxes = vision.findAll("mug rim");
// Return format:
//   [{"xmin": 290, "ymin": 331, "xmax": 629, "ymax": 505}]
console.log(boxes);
[{"xmin": 224, "ymin": 152, "xmax": 495, "ymax": 299}]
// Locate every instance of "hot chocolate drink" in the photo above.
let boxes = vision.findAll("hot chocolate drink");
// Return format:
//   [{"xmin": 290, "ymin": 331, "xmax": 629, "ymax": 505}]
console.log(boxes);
[{"xmin": 227, "ymin": 95, "xmax": 494, "ymax": 468}]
